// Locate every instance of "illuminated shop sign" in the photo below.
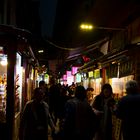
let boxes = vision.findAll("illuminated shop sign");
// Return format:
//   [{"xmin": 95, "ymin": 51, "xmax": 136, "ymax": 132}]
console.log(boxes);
[
  {"xmin": 94, "ymin": 69, "xmax": 101, "ymax": 79},
  {"xmin": 72, "ymin": 67, "xmax": 79, "ymax": 75},
  {"xmin": 63, "ymin": 74, "xmax": 67, "ymax": 81},
  {"xmin": 67, "ymin": 76, "xmax": 74, "ymax": 86},
  {"xmin": 88, "ymin": 71, "xmax": 94, "ymax": 78},
  {"xmin": 66, "ymin": 71, "xmax": 71, "ymax": 77},
  {"xmin": 76, "ymin": 73, "xmax": 81, "ymax": 83}
]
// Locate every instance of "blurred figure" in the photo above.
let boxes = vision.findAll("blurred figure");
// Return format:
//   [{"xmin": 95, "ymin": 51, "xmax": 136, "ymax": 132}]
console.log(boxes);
[
  {"xmin": 19, "ymin": 88, "xmax": 55, "ymax": 140},
  {"xmin": 86, "ymin": 87, "xmax": 94, "ymax": 105},
  {"xmin": 39, "ymin": 80, "xmax": 49, "ymax": 104},
  {"xmin": 92, "ymin": 83, "xmax": 115, "ymax": 140},
  {"xmin": 52, "ymin": 87, "xmax": 70, "ymax": 140},
  {"xmin": 62, "ymin": 85, "xmax": 98, "ymax": 140},
  {"xmin": 68, "ymin": 82, "xmax": 76, "ymax": 98},
  {"xmin": 57, "ymin": 87, "xmax": 69, "ymax": 120},
  {"xmin": 115, "ymin": 80, "xmax": 140, "ymax": 140},
  {"xmin": 49, "ymin": 80, "xmax": 61, "ymax": 125}
]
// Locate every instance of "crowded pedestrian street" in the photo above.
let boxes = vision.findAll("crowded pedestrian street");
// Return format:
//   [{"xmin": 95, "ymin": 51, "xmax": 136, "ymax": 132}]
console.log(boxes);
[{"xmin": 0, "ymin": 0, "xmax": 140, "ymax": 140}]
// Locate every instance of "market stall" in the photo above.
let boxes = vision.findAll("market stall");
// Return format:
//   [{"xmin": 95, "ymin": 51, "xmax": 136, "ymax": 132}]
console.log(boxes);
[{"xmin": 0, "ymin": 25, "xmax": 38, "ymax": 140}]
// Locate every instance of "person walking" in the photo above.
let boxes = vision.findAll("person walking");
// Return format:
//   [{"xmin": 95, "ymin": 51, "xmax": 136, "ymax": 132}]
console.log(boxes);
[
  {"xmin": 62, "ymin": 85, "xmax": 98, "ymax": 140},
  {"xmin": 49, "ymin": 80, "xmax": 61, "ymax": 125},
  {"xmin": 115, "ymin": 80, "xmax": 140, "ymax": 140},
  {"xmin": 92, "ymin": 83, "xmax": 115, "ymax": 140},
  {"xmin": 19, "ymin": 87, "xmax": 55, "ymax": 140},
  {"xmin": 86, "ymin": 87, "xmax": 94, "ymax": 105},
  {"xmin": 39, "ymin": 80, "xmax": 49, "ymax": 104}
]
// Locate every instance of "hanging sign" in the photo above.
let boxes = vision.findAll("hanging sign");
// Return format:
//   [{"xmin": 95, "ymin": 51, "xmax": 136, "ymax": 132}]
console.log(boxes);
[
  {"xmin": 88, "ymin": 71, "xmax": 94, "ymax": 78},
  {"xmin": 94, "ymin": 69, "xmax": 101, "ymax": 79},
  {"xmin": 119, "ymin": 61, "xmax": 133, "ymax": 77}
]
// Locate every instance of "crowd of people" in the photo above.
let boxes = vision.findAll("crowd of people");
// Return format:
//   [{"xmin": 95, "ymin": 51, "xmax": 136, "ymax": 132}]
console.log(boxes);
[{"xmin": 19, "ymin": 79, "xmax": 140, "ymax": 140}]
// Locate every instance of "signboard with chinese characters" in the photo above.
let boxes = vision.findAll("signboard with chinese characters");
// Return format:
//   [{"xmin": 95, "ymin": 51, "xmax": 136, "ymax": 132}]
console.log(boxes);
[
  {"xmin": 119, "ymin": 61, "xmax": 133, "ymax": 77},
  {"xmin": 107, "ymin": 64, "xmax": 118, "ymax": 78}
]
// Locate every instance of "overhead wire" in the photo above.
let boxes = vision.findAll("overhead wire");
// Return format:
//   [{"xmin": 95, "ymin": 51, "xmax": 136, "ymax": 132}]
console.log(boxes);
[
  {"xmin": 44, "ymin": 39, "xmax": 84, "ymax": 51},
  {"xmin": 45, "ymin": 37, "xmax": 109, "ymax": 52}
]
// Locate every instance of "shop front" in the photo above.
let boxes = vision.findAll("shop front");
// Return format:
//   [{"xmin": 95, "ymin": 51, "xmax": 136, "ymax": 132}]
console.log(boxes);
[
  {"xmin": 118, "ymin": 60, "xmax": 134, "ymax": 97},
  {"xmin": 107, "ymin": 63, "xmax": 121, "ymax": 99},
  {"xmin": 102, "ymin": 50, "xmax": 135, "ymax": 99},
  {"xmin": 0, "ymin": 25, "xmax": 37, "ymax": 140}
]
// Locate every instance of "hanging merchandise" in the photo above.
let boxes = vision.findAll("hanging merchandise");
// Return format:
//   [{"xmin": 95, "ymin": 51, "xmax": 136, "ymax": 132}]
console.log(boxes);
[{"xmin": 0, "ymin": 52, "xmax": 7, "ymax": 123}]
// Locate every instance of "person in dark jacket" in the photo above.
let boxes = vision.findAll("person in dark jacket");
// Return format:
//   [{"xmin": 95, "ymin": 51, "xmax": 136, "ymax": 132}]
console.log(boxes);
[
  {"xmin": 115, "ymin": 80, "xmax": 140, "ymax": 140},
  {"xmin": 62, "ymin": 85, "xmax": 98, "ymax": 140},
  {"xmin": 49, "ymin": 79, "xmax": 61, "ymax": 125},
  {"xmin": 39, "ymin": 80, "xmax": 49, "ymax": 104},
  {"xmin": 92, "ymin": 83, "xmax": 115, "ymax": 140},
  {"xmin": 19, "ymin": 88, "xmax": 55, "ymax": 140}
]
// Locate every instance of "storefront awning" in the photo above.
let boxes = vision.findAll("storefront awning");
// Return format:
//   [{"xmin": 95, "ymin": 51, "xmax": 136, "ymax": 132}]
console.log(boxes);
[
  {"xmin": 66, "ymin": 37, "xmax": 109, "ymax": 62},
  {"xmin": 0, "ymin": 24, "xmax": 39, "ymax": 66}
]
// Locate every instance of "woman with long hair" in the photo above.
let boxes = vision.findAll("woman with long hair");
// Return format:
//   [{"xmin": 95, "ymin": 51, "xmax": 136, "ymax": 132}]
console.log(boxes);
[{"xmin": 92, "ymin": 83, "xmax": 115, "ymax": 140}]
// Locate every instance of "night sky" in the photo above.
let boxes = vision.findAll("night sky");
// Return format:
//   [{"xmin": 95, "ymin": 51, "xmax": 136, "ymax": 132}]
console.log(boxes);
[
  {"xmin": 39, "ymin": 0, "xmax": 58, "ymax": 38},
  {"xmin": 38, "ymin": 0, "xmax": 140, "ymax": 46}
]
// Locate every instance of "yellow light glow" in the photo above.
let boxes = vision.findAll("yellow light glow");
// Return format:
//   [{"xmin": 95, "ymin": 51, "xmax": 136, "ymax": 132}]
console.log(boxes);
[
  {"xmin": 89, "ymin": 25, "xmax": 93, "ymax": 29},
  {"xmin": 80, "ymin": 25, "xmax": 84, "ymax": 29},
  {"xmin": 80, "ymin": 23, "xmax": 93, "ymax": 30},
  {"xmin": 85, "ymin": 25, "xmax": 88, "ymax": 29}
]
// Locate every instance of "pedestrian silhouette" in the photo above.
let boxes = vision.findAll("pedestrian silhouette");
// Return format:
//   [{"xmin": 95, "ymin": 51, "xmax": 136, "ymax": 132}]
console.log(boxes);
[
  {"xmin": 92, "ymin": 83, "xmax": 115, "ymax": 140},
  {"xmin": 62, "ymin": 85, "xmax": 98, "ymax": 140},
  {"xmin": 19, "ymin": 87, "xmax": 55, "ymax": 140},
  {"xmin": 115, "ymin": 80, "xmax": 140, "ymax": 140}
]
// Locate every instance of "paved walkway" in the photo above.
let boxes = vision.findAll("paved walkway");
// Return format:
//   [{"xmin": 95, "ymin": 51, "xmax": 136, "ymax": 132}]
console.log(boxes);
[{"xmin": 48, "ymin": 119, "xmax": 60, "ymax": 140}]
